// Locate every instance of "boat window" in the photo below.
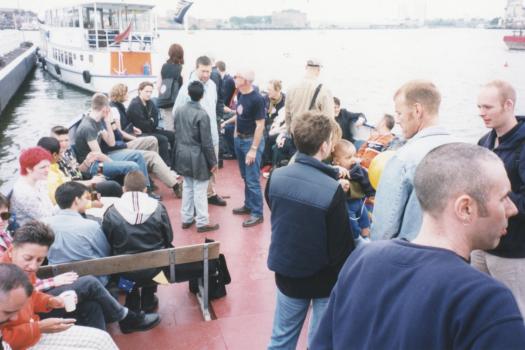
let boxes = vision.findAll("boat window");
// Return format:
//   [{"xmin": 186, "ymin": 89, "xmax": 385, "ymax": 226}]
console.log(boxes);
[
  {"xmin": 73, "ymin": 54, "xmax": 76, "ymax": 60},
  {"xmin": 68, "ymin": 52, "xmax": 73, "ymax": 65},
  {"xmin": 83, "ymin": 7, "xmax": 96, "ymax": 29},
  {"xmin": 80, "ymin": 54, "xmax": 84, "ymax": 62},
  {"xmin": 122, "ymin": 8, "xmax": 151, "ymax": 32},
  {"xmin": 89, "ymin": 55, "xmax": 93, "ymax": 63},
  {"xmin": 101, "ymin": 8, "xmax": 119, "ymax": 29}
]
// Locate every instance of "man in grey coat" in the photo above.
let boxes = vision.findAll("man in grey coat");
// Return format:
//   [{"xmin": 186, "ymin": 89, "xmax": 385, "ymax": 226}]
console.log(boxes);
[{"xmin": 173, "ymin": 81, "xmax": 219, "ymax": 232}]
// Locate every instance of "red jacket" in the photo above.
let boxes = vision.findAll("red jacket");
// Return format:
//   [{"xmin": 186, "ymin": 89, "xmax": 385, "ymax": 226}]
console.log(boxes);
[{"xmin": 0, "ymin": 249, "xmax": 52, "ymax": 350}]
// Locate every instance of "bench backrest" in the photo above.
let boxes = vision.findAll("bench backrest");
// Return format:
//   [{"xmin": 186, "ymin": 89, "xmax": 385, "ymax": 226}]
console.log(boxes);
[{"xmin": 37, "ymin": 242, "xmax": 220, "ymax": 279}]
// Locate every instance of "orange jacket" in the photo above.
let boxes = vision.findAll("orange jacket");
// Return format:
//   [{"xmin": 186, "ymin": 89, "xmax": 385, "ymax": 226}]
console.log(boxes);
[
  {"xmin": 0, "ymin": 250, "xmax": 52, "ymax": 350},
  {"xmin": 357, "ymin": 133, "xmax": 395, "ymax": 169}
]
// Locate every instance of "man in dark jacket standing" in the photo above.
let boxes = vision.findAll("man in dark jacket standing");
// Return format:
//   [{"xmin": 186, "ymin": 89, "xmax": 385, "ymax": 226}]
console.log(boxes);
[
  {"xmin": 173, "ymin": 81, "xmax": 219, "ymax": 233},
  {"xmin": 102, "ymin": 171, "xmax": 174, "ymax": 313},
  {"xmin": 475, "ymin": 80, "xmax": 525, "ymax": 316},
  {"xmin": 266, "ymin": 111, "xmax": 354, "ymax": 349}
]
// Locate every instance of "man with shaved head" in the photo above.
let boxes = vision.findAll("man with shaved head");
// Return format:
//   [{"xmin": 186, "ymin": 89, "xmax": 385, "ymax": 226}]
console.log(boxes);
[
  {"xmin": 311, "ymin": 143, "xmax": 525, "ymax": 349},
  {"xmin": 475, "ymin": 80, "xmax": 525, "ymax": 316},
  {"xmin": 223, "ymin": 69, "xmax": 266, "ymax": 227}
]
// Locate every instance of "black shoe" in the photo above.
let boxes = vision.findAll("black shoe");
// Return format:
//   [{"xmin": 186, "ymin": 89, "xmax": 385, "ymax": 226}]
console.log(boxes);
[
  {"xmin": 242, "ymin": 216, "xmax": 263, "ymax": 227},
  {"xmin": 208, "ymin": 194, "xmax": 227, "ymax": 206},
  {"xmin": 232, "ymin": 206, "xmax": 251, "ymax": 215},
  {"xmin": 119, "ymin": 310, "xmax": 160, "ymax": 334},
  {"xmin": 141, "ymin": 295, "xmax": 159, "ymax": 313},
  {"xmin": 182, "ymin": 219, "xmax": 195, "ymax": 229},
  {"xmin": 197, "ymin": 223, "xmax": 220, "ymax": 233},
  {"xmin": 172, "ymin": 182, "xmax": 183, "ymax": 199}
]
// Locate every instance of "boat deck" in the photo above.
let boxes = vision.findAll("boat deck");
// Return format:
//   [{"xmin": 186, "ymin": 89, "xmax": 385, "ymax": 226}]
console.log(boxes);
[{"xmin": 108, "ymin": 160, "xmax": 308, "ymax": 349}]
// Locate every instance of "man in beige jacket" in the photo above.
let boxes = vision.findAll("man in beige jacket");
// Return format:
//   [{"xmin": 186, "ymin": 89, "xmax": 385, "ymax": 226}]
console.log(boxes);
[{"xmin": 284, "ymin": 58, "xmax": 335, "ymax": 134}]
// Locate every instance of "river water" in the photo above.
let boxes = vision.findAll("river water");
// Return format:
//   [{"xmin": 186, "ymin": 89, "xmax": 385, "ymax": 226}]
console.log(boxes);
[{"xmin": 1, "ymin": 28, "xmax": 524, "ymax": 185}]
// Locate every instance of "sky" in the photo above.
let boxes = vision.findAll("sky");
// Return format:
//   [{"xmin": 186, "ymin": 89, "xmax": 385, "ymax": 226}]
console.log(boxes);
[{"xmin": 0, "ymin": 0, "xmax": 510, "ymax": 22}]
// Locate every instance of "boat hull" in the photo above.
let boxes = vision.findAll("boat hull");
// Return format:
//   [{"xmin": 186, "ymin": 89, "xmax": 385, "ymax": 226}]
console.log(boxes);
[
  {"xmin": 43, "ymin": 58, "xmax": 156, "ymax": 94},
  {"xmin": 504, "ymin": 36, "xmax": 525, "ymax": 50}
]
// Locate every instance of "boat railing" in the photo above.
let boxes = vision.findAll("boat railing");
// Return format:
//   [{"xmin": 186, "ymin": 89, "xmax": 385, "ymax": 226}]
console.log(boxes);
[{"xmin": 85, "ymin": 29, "xmax": 153, "ymax": 50}]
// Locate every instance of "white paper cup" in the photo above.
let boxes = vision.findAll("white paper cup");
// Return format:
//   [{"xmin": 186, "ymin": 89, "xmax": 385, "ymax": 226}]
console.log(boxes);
[{"xmin": 61, "ymin": 290, "xmax": 76, "ymax": 312}]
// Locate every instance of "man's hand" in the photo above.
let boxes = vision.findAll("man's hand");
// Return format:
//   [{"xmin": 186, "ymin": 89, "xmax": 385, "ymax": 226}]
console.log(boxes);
[
  {"xmin": 48, "ymin": 296, "xmax": 65, "ymax": 309},
  {"xmin": 53, "ymin": 272, "xmax": 78, "ymax": 287},
  {"xmin": 38, "ymin": 318, "xmax": 76, "ymax": 334},
  {"xmin": 245, "ymin": 149, "xmax": 256, "ymax": 165},
  {"xmin": 333, "ymin": 165, "xmax": 350, "ymax": 179},
  {"xmin": 210, "ymin": 165, "xmax": 218, "ymax": 174},
  {"xmin": 276, "ymin": 136, "xmax": 286, "ymax": 148},
  {"xmin": 339, "ymin": 179, "xmax": 350, "ymax": 193},
  {"xmin": 133, "ymin": 127, "xmax": 142, "ymax": 136}
]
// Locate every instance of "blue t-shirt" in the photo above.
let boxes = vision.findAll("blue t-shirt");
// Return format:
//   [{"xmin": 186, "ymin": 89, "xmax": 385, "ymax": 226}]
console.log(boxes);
[
  {"xmin": 236, "ymin": 89, "xmax": 265, "ymax": 135},
  {"xmin": 311, "ymin": 239, "xmax": 525, "ymax": 350}
]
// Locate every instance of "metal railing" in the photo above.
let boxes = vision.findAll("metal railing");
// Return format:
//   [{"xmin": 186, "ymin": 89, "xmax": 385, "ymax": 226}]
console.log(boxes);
[{"xmin": 86, "ymin": 29, "xmax": 153, "ymax": 50}]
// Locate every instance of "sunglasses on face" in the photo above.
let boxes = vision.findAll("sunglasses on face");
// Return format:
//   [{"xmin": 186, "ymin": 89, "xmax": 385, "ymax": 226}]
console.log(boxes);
[{"xmin": 0, "ymin": 212, "xmax": 11, "ymax": 221}]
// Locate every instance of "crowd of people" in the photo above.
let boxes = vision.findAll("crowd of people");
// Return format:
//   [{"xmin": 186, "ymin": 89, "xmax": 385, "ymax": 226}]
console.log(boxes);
[{"xmin": 0, "ymin": 38, "xmax": 524, "ymax": 349}]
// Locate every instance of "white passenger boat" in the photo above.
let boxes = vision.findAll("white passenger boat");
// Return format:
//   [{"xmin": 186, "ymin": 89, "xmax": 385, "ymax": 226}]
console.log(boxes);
[{"xmin": 39, "ymin": 1, "xmax": 157, "ymax": 93}]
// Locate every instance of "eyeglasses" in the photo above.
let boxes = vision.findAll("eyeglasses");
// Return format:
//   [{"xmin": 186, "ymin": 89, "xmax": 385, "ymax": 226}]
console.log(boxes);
[{"xmin": 0, "ymin": 212, "xmax": 11, "ymax": 221}]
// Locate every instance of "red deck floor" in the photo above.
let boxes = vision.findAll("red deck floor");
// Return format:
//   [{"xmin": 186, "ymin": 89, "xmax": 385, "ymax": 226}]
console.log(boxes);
[{"xmin": 109, "ymin": 160, "xmax": 308, "ymax": 349}]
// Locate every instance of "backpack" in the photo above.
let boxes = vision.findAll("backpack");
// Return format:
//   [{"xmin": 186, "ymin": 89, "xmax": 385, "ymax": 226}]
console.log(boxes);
[{"xmin": 157, "ymin": 65, "xmax": 182, "ymax": 108}]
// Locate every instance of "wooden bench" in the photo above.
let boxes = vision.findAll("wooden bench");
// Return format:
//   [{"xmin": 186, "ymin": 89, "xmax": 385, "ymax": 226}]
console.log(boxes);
[{"xmin": 37, "ymin": 242, "xmax": 220, "ymax": 321}]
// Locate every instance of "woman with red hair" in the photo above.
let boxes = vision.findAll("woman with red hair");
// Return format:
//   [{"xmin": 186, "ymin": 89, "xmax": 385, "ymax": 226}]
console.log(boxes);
[{"xmin": 10, "ymin": 147, "xmax": 55, "ymax": 226}]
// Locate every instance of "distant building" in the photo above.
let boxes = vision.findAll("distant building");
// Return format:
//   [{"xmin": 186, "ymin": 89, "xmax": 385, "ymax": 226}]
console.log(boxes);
[
  {"xmin": 505, "ymin": 0, "xmax": 525, "ymax": 28},
  {"xmin": 271, "ymin": 9, "xmax": 308, "ymax": 29}
]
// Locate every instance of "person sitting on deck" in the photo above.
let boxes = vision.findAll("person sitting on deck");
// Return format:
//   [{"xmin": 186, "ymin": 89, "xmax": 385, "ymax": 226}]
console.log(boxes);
[
  {"xmin": 73, "ymin": 93, "xmax": 157, "ymax": 198},
  {"xmin": 311, "ymin": 143, "xmax": 525, "ymax": 350},
  {"xmin": 0, "ymin": 263, "xmax": 117, "ymax": 350},
  {"xmin": 173, "ymin": 81, "xmax": 219, "ymax": 233},
  {"xmin": 333, "ymin": 96, "xmax": 366, "ymax": 145},
  {"xmin": 0, "ymin": 194, "xmax": 13, "ymax": 254},
  {"xmin": 0, "ymin": 221, "xmax": 160, "ymax": 349},
  {"xmin": 50, "ymin": 126, "xmax": 123, "ymax": 198},
  {"xmin": 126, "ymin": 81, "xmax": 175, "ymax": 168},
  {"xmin": 10, "ymin": 147, "xmax": 55, "ymax": 227},
  {"xmin": 102, "ymin": 171, "xmax": 174, "ymax": 313},
  {"xmin": 42, "ymin": 182, "xmax": 110, "ymax": 285},
  {"xmin": 108, "ymin": 83, "xmax": 183, "ymax": 198},
  {"xmin": 356, "ymin": 113, "xmax": 396, "ymax": 169},
  {"xmin": 332, "ymin": 140, "xmax": 375, "ymax": 240}
]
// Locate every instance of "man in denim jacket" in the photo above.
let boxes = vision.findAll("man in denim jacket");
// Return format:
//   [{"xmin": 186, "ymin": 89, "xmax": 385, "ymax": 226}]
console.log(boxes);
[{"xmin": 371, "ymin": 80, "xmax": 455, "ymax": 241}]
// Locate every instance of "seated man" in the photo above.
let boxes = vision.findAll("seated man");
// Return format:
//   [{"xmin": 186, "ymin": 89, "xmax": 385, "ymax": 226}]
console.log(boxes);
[
  {"xmin": 311, "ymin": 143, "xmax": 525, "ymax": 349},
  {"xmin": 42, "ymin": 182, "xmax": 110, "ymax": 285},
  {"xmin": 102, "ymin": 171, "xmax": 173, "ymax": 313},
  {"xmin": 1, "ymin": 221, "xmax": 160, "ymax": 336},
  {"xmin": 0, "ymin": 263, "xmax": 117, "ymax": 350},
  {"xmin": 73, "ymin": 93, "xmax": 158, "ymax": 198},
  {"xmin": 50, "ymin": 126, "xmax": 122, "ymax": 198}
]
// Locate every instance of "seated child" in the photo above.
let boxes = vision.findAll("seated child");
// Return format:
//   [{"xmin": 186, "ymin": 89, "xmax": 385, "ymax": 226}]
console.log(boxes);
[
  {"xmin": 356, "ymin": 114, "xmax": 396, "ymax": 169},
  {"xmin": 332, "ymin": 140, "xmax": 375, "ymax": 239}
]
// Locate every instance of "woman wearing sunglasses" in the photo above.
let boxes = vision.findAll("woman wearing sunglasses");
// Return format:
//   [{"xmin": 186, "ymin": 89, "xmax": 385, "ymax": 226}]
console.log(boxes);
[{"xmin": 0, "ymin": 193, "xmax": 12, "ymax": 253}]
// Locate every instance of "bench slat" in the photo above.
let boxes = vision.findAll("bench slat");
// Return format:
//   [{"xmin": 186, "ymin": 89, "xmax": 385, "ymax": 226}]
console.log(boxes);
[{"xmin": 37, "ymin": 242, "xmax": 220, "ymax": 279}]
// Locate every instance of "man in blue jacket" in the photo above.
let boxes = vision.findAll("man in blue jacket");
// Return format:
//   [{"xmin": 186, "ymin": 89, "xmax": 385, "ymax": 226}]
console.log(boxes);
[
  {"xmin": 311, "ymin": 143, "xmax": 525, "ymax": 350},
  {"xmin": 475, "ymin": 80, "xmax": 525, "ymax": 316},
  {"xmin": 266, "ymin": 111, "xmax": 354, "ymax": 349}
]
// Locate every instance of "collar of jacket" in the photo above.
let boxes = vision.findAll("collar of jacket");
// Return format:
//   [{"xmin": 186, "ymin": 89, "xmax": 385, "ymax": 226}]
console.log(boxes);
[
  {"xmin": 295, "ymin": 153, "xmax": 339, "ymax": 179},
  {"xmin": 409, "ymin": 125, "xmax": 450, "ymax": 142}
]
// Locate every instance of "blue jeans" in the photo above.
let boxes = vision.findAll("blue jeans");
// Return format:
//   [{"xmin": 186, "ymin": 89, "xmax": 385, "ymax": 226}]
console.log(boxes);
[
  {"xmin": 181, "ymin": 176, "xmax": 209, "ymax": 227},
  {"xmin": 268, "ymin": 289, "xmax": 329, "ymax": 350},
  {"xmin": 234, "ymin": 136, "xmax": 264, "ymax": 218},
  {"xmin": 347, "ymin": 198, "xmax": 370, "ymax": 238},
  {"xmin": 90, "ymin": 149, "xmax": 150, "ymax": 188}
]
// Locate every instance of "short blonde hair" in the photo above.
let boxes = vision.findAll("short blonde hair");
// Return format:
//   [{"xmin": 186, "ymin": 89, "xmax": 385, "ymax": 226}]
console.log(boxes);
[
  {"xmin": 91, "ymin": 93, "xmax": 109, "ymax": 111},
  {"xmin": 394, "ymin": 80, "xmax": 441, "ymax": 115},
  {"xmin": 109, "ymin": 83, "xmax": 128, "ymax": 103},
  {"xmin": 268, "ymin": 79, "xmax": 282, "ymax": 92},
  {"xmin": 484, "ymin": 80, "xmax": 516, "ymax": 106}
]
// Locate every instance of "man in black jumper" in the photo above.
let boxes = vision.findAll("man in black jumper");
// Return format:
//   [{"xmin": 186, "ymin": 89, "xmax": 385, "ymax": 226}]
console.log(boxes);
[
  {"xmin": 266, "ymin": 111, "xmax": 354, "ymax": 349},
  {"xmin": 475, "ymin": 80, "xmax": 525, "ymax": 316}
]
